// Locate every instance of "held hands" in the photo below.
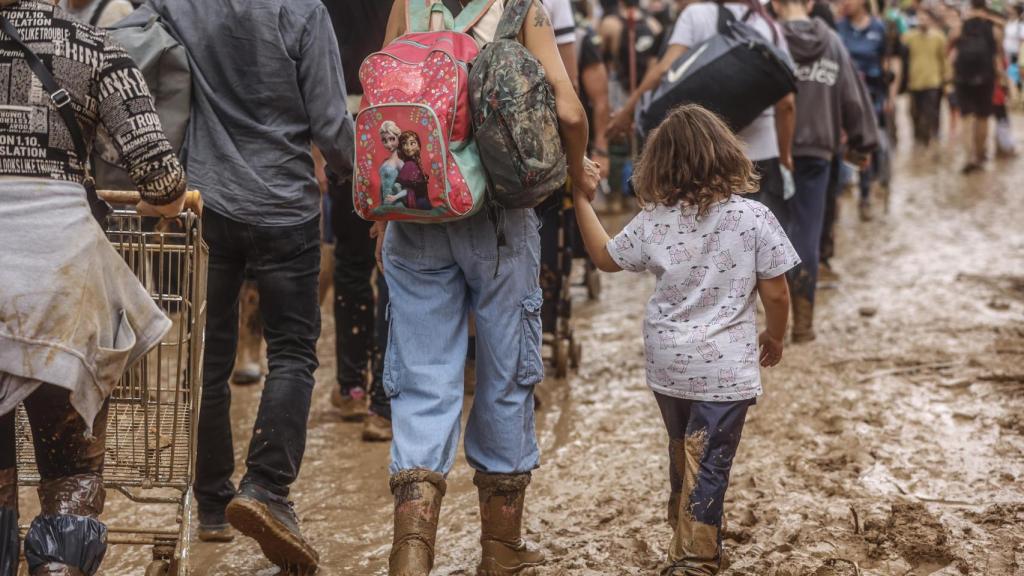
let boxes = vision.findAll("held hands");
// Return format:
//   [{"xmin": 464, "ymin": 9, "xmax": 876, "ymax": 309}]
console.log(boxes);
[
  {"xmin": 573, "ymin": 157, "xmax": 602, "ymax": 202},
  {"xmin": 607, "ymin": 108, "xmax": 633, "ymax": 139},
  {"xmin": 758, "ymin": 330, "xmax": 783, "ymax": 368}
]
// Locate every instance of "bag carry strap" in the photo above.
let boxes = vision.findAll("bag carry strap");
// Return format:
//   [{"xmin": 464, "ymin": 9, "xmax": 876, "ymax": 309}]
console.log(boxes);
[
  {"xmin": 495, "ymin": 0, "xmax": 532, "ymax": 41},
  {"xmin": 715, "ymin": 3, "xmax": 736, "ymax": 35},
  {"xmin": 0, "ymin": 12, "xmax": 109, "ymax": 222},
  {"xmin": 89, "ymin": 0, "xmax": 113, "ymax": 26}
]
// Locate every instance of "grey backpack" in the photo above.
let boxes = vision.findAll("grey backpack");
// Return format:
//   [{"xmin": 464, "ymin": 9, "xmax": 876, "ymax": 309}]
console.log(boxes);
[
  {"xmin": 93, "ymin": 4, "xmax": 191, "ymax": 190},
  {"xmin": 469, "ymin": 0, "xmax": 566, "ymax": 209}
]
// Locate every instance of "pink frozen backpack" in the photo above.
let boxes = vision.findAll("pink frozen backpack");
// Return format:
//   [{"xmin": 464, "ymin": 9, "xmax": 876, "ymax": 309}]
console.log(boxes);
[{"xmin": 353, "ymin": 0, "xmax": 495, "ymax": 222}]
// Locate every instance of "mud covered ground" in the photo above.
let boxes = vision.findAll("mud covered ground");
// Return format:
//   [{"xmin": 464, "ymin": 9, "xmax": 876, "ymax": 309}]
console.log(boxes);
[{"xmin": 95, "ymin": 116, "xmax": 1024, "ymax": 575}]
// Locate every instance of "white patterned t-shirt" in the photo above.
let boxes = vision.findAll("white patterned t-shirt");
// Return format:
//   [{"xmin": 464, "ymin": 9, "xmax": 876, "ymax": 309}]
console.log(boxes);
[{"xmin": 607, "ymin": 196, "xmax": 799, "ymax": 401}]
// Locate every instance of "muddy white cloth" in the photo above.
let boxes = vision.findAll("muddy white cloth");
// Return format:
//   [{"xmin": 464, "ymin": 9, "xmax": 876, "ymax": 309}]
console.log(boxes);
[
  {"xmin": 607, "ymin": 196, "xmax": 799, "ymax": 401},
  {"xmin": 0, "ymin": 178, "xmax": 170, "ymax": 430}
]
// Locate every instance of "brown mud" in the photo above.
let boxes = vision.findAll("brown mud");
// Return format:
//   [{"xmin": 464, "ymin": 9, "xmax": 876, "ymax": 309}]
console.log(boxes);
[{"xmin": 95, "ymin": 117, "xmax": 1024, "ymax": 575}]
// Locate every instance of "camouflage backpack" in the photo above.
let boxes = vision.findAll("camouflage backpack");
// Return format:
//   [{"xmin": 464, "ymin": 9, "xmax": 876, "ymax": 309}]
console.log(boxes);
[{"xmin": 468, "ymin": 0, "xmax": 566, "ymax": 209}]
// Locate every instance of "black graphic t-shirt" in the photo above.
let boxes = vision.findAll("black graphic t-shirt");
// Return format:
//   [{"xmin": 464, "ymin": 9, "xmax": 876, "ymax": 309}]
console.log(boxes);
[{"xmin": 0, "ymin": 0, "xmax": 184, "ymax": 204}]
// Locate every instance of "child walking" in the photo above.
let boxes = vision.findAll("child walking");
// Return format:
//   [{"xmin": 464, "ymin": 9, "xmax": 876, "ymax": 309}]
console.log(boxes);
[{"xmin": 573, "ymin": 105, "xmax": 799, "ymax": 575}]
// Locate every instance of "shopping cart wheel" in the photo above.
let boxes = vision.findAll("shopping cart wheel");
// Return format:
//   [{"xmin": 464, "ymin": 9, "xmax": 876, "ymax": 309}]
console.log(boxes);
[
  {"xmin": 145, "ymin": 560, "xmax": 170, "ymax": 576},
  {"xmin": 586, "ymin": 267, "xmax": 602, "ymax": 300},
  {"xmin": 554, "ymin": 338, "xmax": 570, "ymax": 379}
]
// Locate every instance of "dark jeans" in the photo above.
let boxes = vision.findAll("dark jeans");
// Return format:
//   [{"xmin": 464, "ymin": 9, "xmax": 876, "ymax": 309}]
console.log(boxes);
[
  {"xmin": 196, "ymin": 209, "xmax": 321, "ymax": 512},
  {"xmin": 748, "ymin": 158, "xmax": 788, "ymax": 230},
  {"xmin": 786, "ymin": 157, "xmax": 832, "ymax": 304},
  {"xmin": 656, "ymin": 393, "xmax": 751, "ymax": 572},
  {"xmin": 910, "ymin": 89, "xmax": 942, "ymax": 145},
  {"xmin": 330, "ymin": 177, "xmax": 390, "ymax": 418},
  {"xmin": 820, "ymin": 154, "xmax": 842, "ymax": 265},
  {"xmin": 860, "ymin": 96, "xmax": 889, "ymax": 201}
]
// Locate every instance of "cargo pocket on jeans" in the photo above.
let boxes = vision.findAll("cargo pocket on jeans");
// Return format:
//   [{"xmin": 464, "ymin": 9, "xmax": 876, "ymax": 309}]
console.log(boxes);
[
  {"xmin": 515, "ymin": 288, "xmax": 544, "ymax": 387},
  {"xmin": 382, "ymin": 302, "xmax": 400, "ymax": 398}
]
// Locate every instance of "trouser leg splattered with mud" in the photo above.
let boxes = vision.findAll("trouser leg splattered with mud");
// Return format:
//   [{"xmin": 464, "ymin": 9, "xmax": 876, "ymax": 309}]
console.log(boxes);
[
  {"xmin": 0, "ymin": 380, "xmax": 109, "ymax": 576},
  {"xmin": 655, "ymin": 393, "xmax": 751, "ymax": 576}
]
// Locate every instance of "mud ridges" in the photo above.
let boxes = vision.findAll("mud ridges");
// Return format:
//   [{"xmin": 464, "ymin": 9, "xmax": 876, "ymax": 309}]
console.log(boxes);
[{"xmin": 862, "ymin": 501, "xmax": 967, "ymax": 573}]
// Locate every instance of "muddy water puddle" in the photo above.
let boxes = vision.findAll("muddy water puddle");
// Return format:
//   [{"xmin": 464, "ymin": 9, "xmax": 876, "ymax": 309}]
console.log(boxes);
[{"xmin": 96, "ymin": 120, "xmax": 1024, "ymax": 575}]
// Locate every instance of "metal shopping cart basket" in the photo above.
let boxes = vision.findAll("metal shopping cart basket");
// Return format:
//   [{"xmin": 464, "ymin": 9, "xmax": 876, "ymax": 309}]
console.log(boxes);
[{"xmin": 16, "ymin": 190, "xmax": 207, "ymax": 576}]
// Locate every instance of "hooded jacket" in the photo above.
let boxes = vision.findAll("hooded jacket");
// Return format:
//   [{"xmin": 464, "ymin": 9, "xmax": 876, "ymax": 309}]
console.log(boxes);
[{"xmin": 782, "ymin": 17, "xmax": 879, "ymax": 159}]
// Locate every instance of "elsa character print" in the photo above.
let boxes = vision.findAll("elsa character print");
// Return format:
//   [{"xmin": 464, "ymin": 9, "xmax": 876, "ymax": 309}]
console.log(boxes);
[
  {"xmin": 378, "ymin": 121, "xmax": 407, "ymax": 205},
  {"xmin": 396, "ymin": 130, "xmax": 431, "ymax": 210}
]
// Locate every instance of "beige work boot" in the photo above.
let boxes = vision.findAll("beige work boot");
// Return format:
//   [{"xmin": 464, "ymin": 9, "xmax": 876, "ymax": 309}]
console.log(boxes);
[
  {"xmin": 390, "ymin": 470, "xmax": 446, "ymax": 576},
  {"xmin": 474, "ymin": 472, "xmax": 545, "ymax": 576},
  {"xmin": 362, "ymin": 412, "xmax": 393, "ymax": 442},
  {"xmin": 331, "ymin": 387, "xmax": 369, "ymax": 422},
  {"xmin": 791, "ymin": 296, "xmax": 816, "ymax": 344}
]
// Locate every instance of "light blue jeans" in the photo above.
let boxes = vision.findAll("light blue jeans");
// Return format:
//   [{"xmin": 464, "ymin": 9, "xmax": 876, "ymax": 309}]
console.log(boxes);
[{"xmin": 382, "ymin": 207, "xmax": 543, "ymax": 475}]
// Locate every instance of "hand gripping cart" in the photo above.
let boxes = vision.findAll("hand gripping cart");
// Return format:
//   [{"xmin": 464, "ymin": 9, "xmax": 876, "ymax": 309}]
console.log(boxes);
[{"xmin": 16, "ymin": 190, "xmax": 207, "ymax": 576}]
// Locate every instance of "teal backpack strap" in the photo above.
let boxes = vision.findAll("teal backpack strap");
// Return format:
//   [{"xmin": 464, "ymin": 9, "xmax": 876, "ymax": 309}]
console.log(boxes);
[
  {"xmin": 406, "ymin": 0, "xmax": 498, "ymax": 34},
  {"xmin": 407, "ymin": 0, "xmax": 455, "ymax": 32},
  {"xmin": 494, "ymin": 0, "xmax": 531, "ymax": 41}
]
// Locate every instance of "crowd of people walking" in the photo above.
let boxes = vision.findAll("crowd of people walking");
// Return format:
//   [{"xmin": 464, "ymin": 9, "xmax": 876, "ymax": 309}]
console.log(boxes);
[{"xmin": 0, "ymin": 0, "xmax": 1018, "ymax": 574}]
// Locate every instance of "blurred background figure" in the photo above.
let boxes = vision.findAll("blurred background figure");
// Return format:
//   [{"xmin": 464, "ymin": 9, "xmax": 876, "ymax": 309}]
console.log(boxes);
[
  {"xmin": 326, "ymin": 0, "xmax": 394, "ymax": 440},
  {"xmin": 599, "ymin": 0, "xmax": 665, "ymax": 211},
  {"xmin": 903, "ymin": 9, "xmax": 947, "ymax": 146},
  {"xmin": 951, "ymin": 0, "xmax": 1002, "ymax": 172},
  {"xmin": 837, "ymin": 0, "xmax": 901, "ymax": 221}
]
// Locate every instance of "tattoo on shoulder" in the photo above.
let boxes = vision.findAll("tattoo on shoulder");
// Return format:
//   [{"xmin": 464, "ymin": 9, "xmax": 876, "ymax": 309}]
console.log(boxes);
[{"xmin": 533, "ymin": 2, "xmax": 550, "ymax": 28}]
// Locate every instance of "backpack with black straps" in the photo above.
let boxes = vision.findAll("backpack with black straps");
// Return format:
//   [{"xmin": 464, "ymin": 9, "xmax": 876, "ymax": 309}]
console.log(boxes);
[
  {"xmin": 468, "ymin": 0, "xmax": 566, "ymax": 209},
  {"xmin": 955, "ymin": 18, "xmax": 996, "ymax": 86}
]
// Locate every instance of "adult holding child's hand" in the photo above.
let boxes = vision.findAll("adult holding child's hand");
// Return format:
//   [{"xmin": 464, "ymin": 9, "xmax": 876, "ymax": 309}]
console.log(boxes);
[
  {"xmin": 575, "ymin": 156, "xmax": 602, "ymax": 201},
  {"xmin": 377, "ymin": 1, "xmax": 592, "ymax": 575}
]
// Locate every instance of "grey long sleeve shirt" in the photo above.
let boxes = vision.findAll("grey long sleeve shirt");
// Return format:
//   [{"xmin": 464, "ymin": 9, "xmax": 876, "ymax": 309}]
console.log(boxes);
[{"xmin": 149, "ymin": 0, "xmax": 354, "ymax": 226}]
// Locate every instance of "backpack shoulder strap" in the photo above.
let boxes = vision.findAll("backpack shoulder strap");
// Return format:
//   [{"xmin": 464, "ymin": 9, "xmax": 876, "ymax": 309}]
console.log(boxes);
[
  {"xmin": 495, "ymin": 0, "xmax": 530, "ymax": 41},
  {"xmin": 89, "ymin": 0, "xmax": 113, "ymax": 26},
  {"xmin": 406, "ymin": 0, "xmax": 497, "ymax": 33},
  {"xmin": 716, "ymin": 3, "xmax": 736, "ymax": 35}
]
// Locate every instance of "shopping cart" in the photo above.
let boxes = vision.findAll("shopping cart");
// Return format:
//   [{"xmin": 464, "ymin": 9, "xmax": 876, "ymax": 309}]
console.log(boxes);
[{"xmin": 16, "ymin": 189, "xmax": 207, "ymax": 576}]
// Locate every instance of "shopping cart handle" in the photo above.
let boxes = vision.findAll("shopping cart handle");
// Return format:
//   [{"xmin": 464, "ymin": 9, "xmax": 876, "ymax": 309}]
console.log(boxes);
[{"xmin": 98, "ymin": 189, "xmax": 203, "ymax": 215}]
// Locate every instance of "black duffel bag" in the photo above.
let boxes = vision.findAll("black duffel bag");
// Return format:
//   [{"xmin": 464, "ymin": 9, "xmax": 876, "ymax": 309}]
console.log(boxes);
[{"xmin": 637, "ymin": 4, "xmax": 796, "ymax": 136}]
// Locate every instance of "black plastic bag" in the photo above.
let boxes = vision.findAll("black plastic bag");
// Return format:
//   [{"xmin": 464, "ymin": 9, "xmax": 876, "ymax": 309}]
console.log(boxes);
[{"xmin": 24, "ymin": 515, "xmax": 108, "ymax": 576}]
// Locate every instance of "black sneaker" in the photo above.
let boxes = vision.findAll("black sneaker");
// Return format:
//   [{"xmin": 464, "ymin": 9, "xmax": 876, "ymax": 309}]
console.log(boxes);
[
  {"xmin": 225, "ymin": 483, "xmax": 319, "ymax": 573},
  {"xmin": 198, "ymin": 509, "xmax": 234, "ymax": 542}
]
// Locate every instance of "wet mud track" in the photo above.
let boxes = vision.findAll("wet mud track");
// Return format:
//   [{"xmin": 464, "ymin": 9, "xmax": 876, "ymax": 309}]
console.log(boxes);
[{"xmin": 98, "ymin": 123, "xmax": 1024, "ymax": 575}]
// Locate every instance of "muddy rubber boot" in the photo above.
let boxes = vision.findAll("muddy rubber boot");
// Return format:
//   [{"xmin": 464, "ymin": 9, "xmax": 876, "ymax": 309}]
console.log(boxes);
[
  {"xmin": 231, "ymin": 281, "xmax": 263, "ymax": 386},
  {"xmin": 389, "ymin": 470, "xmax": 446, "ymax": 576},
  {"xmin": 858, "ymin": 198, "xmax": 874, "ymax": 222},
  {"xmin": 791, "ymin": 296, "xmax": 816, "ymax": 344},
  {"xmin": 474, "ymin": 472, "xmax": 545, "ymax": 576}
]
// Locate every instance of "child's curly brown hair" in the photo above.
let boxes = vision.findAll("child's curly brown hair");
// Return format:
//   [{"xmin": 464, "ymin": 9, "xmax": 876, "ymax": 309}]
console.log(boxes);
[{"xmin": 631, "ymin": 104, "xmax": 760, "ymax": 216}]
